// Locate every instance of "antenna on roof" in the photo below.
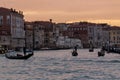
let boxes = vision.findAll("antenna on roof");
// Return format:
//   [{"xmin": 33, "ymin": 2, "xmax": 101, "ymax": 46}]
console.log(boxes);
[{"xmin": 50, "ymin": 19, "xmax": 52, "ymax": 22}]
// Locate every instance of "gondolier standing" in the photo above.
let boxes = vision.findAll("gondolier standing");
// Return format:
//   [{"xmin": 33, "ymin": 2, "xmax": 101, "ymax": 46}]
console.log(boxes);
[
  {"xmin": 72, "ymin": 45, "xmax": 78, "ymax": 56},
  {"xmin": 74, "ymin": 45, "xmax": 78, "ymax": 52},
  {"xmin": 23, "ymin": 47, "xmax": 26, "ymax": 56}
]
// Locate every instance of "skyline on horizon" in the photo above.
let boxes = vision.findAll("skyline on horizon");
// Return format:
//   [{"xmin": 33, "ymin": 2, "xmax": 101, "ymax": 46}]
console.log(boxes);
[{"xmin": 0, "ymin": 0, "xmax": 120, "ymax": 26}]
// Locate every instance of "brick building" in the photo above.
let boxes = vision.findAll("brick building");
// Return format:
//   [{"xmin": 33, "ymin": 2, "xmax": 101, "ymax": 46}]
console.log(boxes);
[{"xmin": 66, "ymin": 22, "xmax": 89, "ymax": 48}]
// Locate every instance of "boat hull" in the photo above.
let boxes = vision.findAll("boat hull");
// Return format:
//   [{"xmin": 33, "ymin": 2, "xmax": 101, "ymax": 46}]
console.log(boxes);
[
  {"xmin": 98, "ymin": 51, "xmax": 105, "ymax": 57},
  {"xmin": 72, "ymin": 51, "xmax": 78, "ymax": 56},
  {"xmin": 5, "ymin": 52, "xmax": 33, "ymax": 60}
]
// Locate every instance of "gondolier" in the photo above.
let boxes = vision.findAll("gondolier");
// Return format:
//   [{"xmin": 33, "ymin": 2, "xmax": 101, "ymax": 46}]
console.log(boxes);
[
  {"xmin": 23, "ymin": 47, "xmax": 26, "ymax": 56},
  {"xmin": 72, "ymin": 45, "xmax": 78, "ymax": 56},
  {"xmin": 74, "ymin": 45, "xmax": 78, "ymax": 52}
]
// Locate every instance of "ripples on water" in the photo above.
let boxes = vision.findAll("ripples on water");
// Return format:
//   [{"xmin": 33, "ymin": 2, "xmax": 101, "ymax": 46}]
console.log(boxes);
[{"xmin": 0, "ymin": 49, "xmax": 120, "ymax": 80}]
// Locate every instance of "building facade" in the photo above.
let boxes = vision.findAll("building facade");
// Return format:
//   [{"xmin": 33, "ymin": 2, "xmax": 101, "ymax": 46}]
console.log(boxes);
[
  {"xmin": 88, "ymin": 23, "xmax": 110, "ymax": 48},
  {"xmin": 0, "ymin": 7, "xmax": 25, "ymax": 50},
  {"xmin": 66, "ymin": 22, "xmax": 89, "ymax": 48},
  {"xmin": 24, "ymin": 22, "xmax": 33, "ymax": 50},
  {"xmin": 33, "ymin": 20, "xmax": 56, "ymax": 49},
  {"xmin": 109, "ymin": 26, "xmax": 120, "ymax": 47}
]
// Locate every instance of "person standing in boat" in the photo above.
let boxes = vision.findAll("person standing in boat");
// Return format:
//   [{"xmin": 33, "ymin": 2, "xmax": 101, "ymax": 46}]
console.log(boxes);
[
  {"xmin": 72, "ymin": 45, "xmax": 78, "ymax": 56},
  {"xmin": 74, "ymin": 45, "xmax": 78, "ymax": 52},
  {"xmin": 23, "ymin": 47, "xmax": 26, "ymax": 56}
]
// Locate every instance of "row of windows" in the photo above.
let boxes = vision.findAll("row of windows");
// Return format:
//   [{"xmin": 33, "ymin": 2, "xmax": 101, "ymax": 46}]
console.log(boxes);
[
  {"xmin": 0, "ymin": 15, "xmax": 11, "ymax": 26},
  {"xmin": 0, "ymin": 15, "xmax": 24, "ymax": 27},
  {"xmin": 68, "ymin": 27, "xmax": 87, "ymax": 31},
  {"xmin": 112, "ymin": 36, "xmax": 120, "ymax": 40},
  {"xmin": 11, "ymin": 16, "xmax": 24, "ymax": 27},
  {"xmin": 0, "ymin": 16, "xmax": 10, "ymax": 25},
  {"xmin": 110, "ymin": 41, "xmax": 120, "ymax": 43},
  {"xmin": 110, "ymin": 31, "xmax": 120, "ymax": 35}
]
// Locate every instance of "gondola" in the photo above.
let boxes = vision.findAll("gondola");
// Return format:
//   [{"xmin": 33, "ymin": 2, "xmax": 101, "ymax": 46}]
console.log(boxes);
[
  {"xmin": 89, "ymin": 48, "xmax": 94, "ymax": 52},
  {"xmin": 5, "ymin": 26, "xmax": 34, "ymax": 60},
  {"xmin": 98, "ymin": 50, "xmax": 105, "ymax": 57},
  {"xmin": 72, "ymin": 51, "xmax": 78, "ymax": 56},
  {"xmin": 5, "ymin": 51, "xmax": 33, "ymax": 60}
]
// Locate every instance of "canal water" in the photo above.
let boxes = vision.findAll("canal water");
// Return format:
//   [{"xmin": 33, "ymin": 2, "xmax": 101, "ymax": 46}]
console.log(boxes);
[{"xmin": 0, "ymin": 49, "xmax": 120, "ymax": 80}]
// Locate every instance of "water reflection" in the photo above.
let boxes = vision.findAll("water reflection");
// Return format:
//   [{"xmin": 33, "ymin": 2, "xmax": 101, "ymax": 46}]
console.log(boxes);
[{"xmin": 0, "ymin": 49, "xmax": 120, "ymax": 80}]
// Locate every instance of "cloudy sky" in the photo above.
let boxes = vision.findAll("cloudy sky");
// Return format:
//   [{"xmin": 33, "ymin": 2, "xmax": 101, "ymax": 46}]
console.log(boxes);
[{"xmin": 0, "ymin": 0, "xmax": 120, "ymax": 26}]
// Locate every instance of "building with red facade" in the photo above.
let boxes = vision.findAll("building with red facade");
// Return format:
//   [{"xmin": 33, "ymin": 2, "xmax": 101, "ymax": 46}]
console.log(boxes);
[
  {"xmin": 62, "ymin": 22, "xmax": 111, "ymax": 48},
  {"xmin": 66, "ymin": 22, "xmax": 89, "ymax": 48}
]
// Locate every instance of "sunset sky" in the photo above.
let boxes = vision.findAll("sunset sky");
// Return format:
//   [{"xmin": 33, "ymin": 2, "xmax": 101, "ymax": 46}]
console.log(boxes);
[{"xmin": 0, "ymin": 0, "xmax": 120, "ymax": 26}]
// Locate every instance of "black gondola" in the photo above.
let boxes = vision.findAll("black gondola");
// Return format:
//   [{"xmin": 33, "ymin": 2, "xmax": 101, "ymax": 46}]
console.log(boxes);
[
  {"xmin": 5, "ymin": 25, "xmax": 34, "ymax": 60},
  {"xmin": 98, "ymin": 50, "xmax": 105, "ymax": 57},
  {"xmin": 89, "ymin": 48, "xmax": 94, "ymax": 52},
  {"xmin": 5, "ymin": 51, "xmax": 33, "ymax": 60},
  {"xmin": 72, "ymin": 51, "xmax": 78, "ymax": 56}
]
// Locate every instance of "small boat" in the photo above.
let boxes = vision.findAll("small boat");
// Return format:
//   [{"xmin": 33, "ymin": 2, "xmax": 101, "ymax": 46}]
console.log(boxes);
[
  {"xmin": 5, "ymin": 51, "xmax": 33, "ymax": 60},
  {"xmin": 72, "ymin": 51, "xmax": 78, "ymax": 56},
  {"xmin": 89, "ymin": 48, "xmax": 94, "ymax": 52},
  {"xmin": 98, "ymin": 50, "xmax": 105, "ymax": 57}
]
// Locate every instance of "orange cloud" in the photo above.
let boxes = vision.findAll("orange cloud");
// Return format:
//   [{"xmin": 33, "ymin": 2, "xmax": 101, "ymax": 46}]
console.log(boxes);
[{"xmin": 1, "ymin": 0, "xmax": 120, "ymax": 26}]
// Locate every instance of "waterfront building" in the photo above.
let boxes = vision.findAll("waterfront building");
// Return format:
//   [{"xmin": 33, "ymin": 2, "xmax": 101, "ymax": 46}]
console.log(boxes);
[
  {"xmin": 66, "ymin": 22, "xmax": 89, "ymax": 48},
  {"xmin": 62, "ymin": 22, "xmax": 110, "ymax": 48},
  {"xmin": 55, "ymin": 23, "xmax": 68, "ymax": 35},
  {"xmin": 33, "ymin": 22, "xmax": 44, "ymax": 49},
  {"xmin": 88, "ymin": 23, "xmax": 110, "ymax": 48},
  {"xmin": 87, "ymin": 23, "xmax": 96, "ymax": 48},
  {"xmin": 33, "ymin": 20, "xmax": 55, "ymax": 49},
  {"xmin": 109, "ymin": 26, "xmax": 120, "ymax": 47},
  {"xmin": 0, "ymin": 7, "xmax": 25, "ymax": 50},
  {"xmin": 56, "ymin": 36, "xmax": 82, "ymax": 48},
  {"xmin": 55, "ymin": 23, "xmax": 68, "ymax": 48},
  {"xmin": 101, "ymin": 26, "xmax": 110, "ymax": 47},
  {"xmin": 24, "ymin": 22, "xmax": 33, "ymax": 49}
]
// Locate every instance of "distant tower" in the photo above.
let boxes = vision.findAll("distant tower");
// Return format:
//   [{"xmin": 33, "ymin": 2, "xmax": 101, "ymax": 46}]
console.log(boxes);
[{"xmin": 49, "ymin": 19, "xmax": 52, "ymax": 22}]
